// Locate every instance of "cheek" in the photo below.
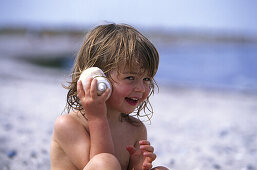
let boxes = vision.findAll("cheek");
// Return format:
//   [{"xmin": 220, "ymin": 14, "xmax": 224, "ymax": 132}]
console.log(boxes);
[
  {"xmin": 106, "ymin": 84, "xmax": 130, "ymax": 108},
  {"xmin": 109, "ymin": 83, "xmax": 130, "ymax": 100},
  {"xmin": 113, "ymin": 82, "xmax": 132, "ymax": 94},
  {"xmin": 142, "ymin": 87, "xmax": 151, "ymax": 99}
]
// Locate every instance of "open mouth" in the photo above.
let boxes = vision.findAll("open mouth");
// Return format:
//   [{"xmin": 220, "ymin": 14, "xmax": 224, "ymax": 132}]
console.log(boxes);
[{"xmin": 125, "ymin": 97, "xmax": 139, "ymax": 106}]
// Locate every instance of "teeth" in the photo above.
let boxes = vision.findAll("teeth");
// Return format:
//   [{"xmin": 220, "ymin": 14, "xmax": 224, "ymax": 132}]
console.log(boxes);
[{"xmin": 130, "ymin": 98, "xmax": 138, "ymax": 101}]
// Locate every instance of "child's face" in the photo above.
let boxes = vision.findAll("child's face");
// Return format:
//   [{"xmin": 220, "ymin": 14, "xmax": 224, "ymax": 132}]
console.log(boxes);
[{"xmin": 106, "ymin": 65, "xmax": 152, "ymax": 114}]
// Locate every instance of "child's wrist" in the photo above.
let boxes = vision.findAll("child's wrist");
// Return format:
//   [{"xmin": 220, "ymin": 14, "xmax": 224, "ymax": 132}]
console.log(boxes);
[
  {"xmin": 85, "ymin": 111, "xmax": 107, "ymax": 121},
  {"xmin": 87, "ymin": 117, "xmax": 110, "ymax": 136},
  {"xmin": 87, "ymin": 116, "xmax": 108, "ymax": 125}
]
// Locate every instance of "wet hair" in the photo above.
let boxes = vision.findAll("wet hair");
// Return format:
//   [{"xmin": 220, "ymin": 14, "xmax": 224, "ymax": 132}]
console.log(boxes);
[{"xmin": 64, "ymin": 23, "xmax": 159, "ymax": 122}]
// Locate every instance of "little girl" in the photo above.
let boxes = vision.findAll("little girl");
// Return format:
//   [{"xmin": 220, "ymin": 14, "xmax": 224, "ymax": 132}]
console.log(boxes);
[{"xmin": 50, "ymin": 23, "xmax": 168, "ymax": 170}]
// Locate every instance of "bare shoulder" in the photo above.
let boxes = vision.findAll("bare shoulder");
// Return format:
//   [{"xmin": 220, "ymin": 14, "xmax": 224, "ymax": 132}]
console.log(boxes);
[
  {"xmin": 54, "ymin": 114, "xmax": 78, "ymax": 134},
  {"xmin": 53, "ymin": 112, "xmax": 88, "ymax": 143},
  {"xmin": 51, "ymin": 113, "xmax": 91, "ymax": 169}
]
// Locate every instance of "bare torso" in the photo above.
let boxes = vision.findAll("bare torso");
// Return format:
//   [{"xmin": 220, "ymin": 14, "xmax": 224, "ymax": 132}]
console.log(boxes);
[{"xmin": 50, "ymin": 111, "xmax": 145, "ymax": 170}]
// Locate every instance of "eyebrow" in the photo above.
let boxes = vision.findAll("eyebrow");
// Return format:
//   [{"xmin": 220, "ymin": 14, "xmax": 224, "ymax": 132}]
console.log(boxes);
[
  {"xmin": 122, "ymin": 71, "xmax": 138, "ymax": 74},
  {"xmin": 121, "ymin": 71, "xmax": 152, "ymax": 77}
]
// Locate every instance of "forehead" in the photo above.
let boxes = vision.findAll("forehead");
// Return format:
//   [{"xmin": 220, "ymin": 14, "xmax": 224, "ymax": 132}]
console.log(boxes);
[{"xmin": 119, "ymin": 62, "xmax": 149, "ymax": 76}]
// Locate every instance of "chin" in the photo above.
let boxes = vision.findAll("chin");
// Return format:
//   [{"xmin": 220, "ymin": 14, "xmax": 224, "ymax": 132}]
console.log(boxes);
[
  {"xmin": 121, "ymin": 111, "xmax": 134, "ymax": 114},
  {"xmin": 121, "ymin": 109, "xmax": 136, "ymax": 115}
]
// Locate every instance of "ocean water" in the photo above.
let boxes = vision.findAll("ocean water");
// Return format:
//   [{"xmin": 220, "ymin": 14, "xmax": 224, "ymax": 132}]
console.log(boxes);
[
  {"xmin": 61, "ymin": 42, "xmax": 257, "ymax": 92},
  {"xmin": 155, "ymin": 43, "xmax": 257, "ymax": 92}
]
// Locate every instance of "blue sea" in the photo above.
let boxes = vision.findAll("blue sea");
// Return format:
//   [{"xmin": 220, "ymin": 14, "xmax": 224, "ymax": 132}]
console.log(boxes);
[
  {"xmin": 61, "ymin": 42, "xmax": 257, "ymax": 92},
  {"xmin": 155, "ymin": 43, "xmax": 257, "ymax": 92}
]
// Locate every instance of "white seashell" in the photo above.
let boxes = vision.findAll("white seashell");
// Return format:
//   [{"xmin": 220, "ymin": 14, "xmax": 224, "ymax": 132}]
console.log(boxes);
[{"xmin": 79, "ymin": 67, "xmax": 112, "ymax": 100}]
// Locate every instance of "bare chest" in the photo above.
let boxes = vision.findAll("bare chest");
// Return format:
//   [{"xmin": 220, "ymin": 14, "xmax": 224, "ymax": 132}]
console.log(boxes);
[{"xmin": 111, "ymin": 125, "xmax": 138, "ymax": 170}]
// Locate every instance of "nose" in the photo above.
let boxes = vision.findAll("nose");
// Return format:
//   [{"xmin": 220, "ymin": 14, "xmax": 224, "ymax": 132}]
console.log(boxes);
[{"xmin": 135, "ymin": 80, "xmax": 145, "ymax": 92}]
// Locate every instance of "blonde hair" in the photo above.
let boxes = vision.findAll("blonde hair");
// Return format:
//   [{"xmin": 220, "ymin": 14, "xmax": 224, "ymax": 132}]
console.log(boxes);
[{"xmin": 65, "ymin": 23, "xmax": 159, "ymax": 122}]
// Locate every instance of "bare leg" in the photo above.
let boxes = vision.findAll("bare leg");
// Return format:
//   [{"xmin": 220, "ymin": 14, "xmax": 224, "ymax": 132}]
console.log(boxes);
[
  {"xmin": 152, "ymin": 166, "xmax": 169, "ymax": 170},
  {"xmin": 83, "ymin": 153, "xmax": 121, "ymax": 170}
]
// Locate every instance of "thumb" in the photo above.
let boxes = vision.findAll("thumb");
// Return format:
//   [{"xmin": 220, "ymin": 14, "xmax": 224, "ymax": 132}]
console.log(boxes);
[{"xmin": 126, "ymin": 145, "xmax": 137, "ymax": 155}]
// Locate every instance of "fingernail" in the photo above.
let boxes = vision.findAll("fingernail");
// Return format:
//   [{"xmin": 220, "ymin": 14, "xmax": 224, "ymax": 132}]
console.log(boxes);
[
  {"xmin": 140, "ymin": 146, "xmax": 145, "ymax": 149},
  {"xmin": 143, "ymin": 152, "xmax": 148, "ymax": 156}
]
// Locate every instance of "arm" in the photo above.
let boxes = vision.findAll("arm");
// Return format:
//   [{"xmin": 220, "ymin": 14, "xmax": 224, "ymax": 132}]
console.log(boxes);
[
  {"xmin": 87, "ymin": 117, "xmax": 114, "ymax": 158},
  {"xmin": 51, "ymin": 78, "xmax": 114, "ymax": 170},
  {"xmin": 77, "ymin": 78, "xmax": 115, "ymax": 158}
]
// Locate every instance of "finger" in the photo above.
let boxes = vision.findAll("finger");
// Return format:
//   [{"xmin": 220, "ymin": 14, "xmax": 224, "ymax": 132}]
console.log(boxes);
[
  {"xmin": 90, "ymin": 78, "xmax": 98, "ymax": 97},
  {"xmin": 77, "ymin": 80, "xmax": 85, "ymax": 99},
  {"xmin": 139, "ymin": 140, "xmax": 150, "ymax": 145},
  {"xmin": 143, "ymin": 152, "xmax": 157, "ymax": 161},
  {"xmin": 143, "ymin": 162, "xmax": 152, "ymax": 170},
  {"xmin": 126, "ymin": 145, "xmax": 137, "ymax": 155},
  {"xmin": 140, "ymin": 145, "xmax": 154, "ymax": 152},
  {"xmin": 101, "ymin": 88, "xmax": 110, "ymax": 100},
  {"xmin": 84, "ymin": 77, "xmax": 93, "ymax": 95}
]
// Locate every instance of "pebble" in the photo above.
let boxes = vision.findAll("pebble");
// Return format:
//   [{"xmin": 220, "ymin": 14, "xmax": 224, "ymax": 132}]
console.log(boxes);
[
  {"xmin": 31, "ymin": 151, "xmax": 37, "ymax": 158},
  {"xmin": 7, "ymin": 150, "xmax": 17, "ymax": 159},
  {"xmin": 213, "ymin": 164, "xmax": 221, "ymax": 169},
  {"xmin": 0, "ymin": 137, "xmax": 7, "ymax": 143},
  {"xmin": 41, "ymin": 149, "xmax": 48, "ymax": 155},
  {"xmin": 23, "ymin": 160, "xmax": 28, "ymax": 166},
  {"xmin": 219, "ymin": 130, "xmax": 229, "ymax": 137},
  {"xmin": 247, "ymin": 164, "xmax": 255, "ymax": 170},
  {"xmin": 3, "ymin": 123, "xmax": 13, "ymax": 131},
  {"xmin": 169, "ymin": 159, "xmax": 175, "ymax": 166}
]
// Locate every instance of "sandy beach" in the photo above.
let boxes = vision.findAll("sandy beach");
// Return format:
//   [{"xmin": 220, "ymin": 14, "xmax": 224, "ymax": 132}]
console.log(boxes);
[{"xmin": 0, "ymin": 34, "xmax": 257, "ymax": 170}]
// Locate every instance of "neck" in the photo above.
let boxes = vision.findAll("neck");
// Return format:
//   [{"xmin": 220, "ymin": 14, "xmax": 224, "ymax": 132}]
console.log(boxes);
[
  {"xmin": 76, "ymin": 108, "xmax": 125, "ymax": 125},
  {"xmin": 106, "ymin": 109, "xmax": 123, "ymax": 124}
]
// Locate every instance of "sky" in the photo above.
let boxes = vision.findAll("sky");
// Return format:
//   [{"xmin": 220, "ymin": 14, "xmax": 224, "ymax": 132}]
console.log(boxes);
[{"xmin": 1, "ymin": 0, "xmax": 257, "ymax": 34}]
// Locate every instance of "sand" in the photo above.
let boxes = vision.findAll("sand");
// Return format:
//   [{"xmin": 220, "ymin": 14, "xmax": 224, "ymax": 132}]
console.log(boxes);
[
  {"xmin": 0, "ymin": 34, "xmax": 257, "ymax": 170},
  {"xmin": 149, "ymin": 87, "xmax": 257, "ymax": 169}
]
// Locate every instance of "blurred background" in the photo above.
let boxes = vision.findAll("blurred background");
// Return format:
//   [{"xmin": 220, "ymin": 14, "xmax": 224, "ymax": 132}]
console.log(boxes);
[
  {"xmin": 1, "ymin": 0, "xmax": 257, "ymax": 91},
  {"xmin": 0, "ymin": 0, "xmax": 257, "ymax": 169}
]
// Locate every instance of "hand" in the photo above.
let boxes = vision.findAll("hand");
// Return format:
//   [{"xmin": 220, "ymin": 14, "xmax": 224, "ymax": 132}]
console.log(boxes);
[
  {"xmin": 126, "ymin": 140, "xmax": 157, "ymax": 170},
  {"xmin": 77, "ymin": 78, "xmax": 110, "ymax": 120}
]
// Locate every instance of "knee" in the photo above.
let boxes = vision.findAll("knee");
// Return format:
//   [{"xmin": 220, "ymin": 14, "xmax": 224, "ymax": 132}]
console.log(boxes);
[
  {"xmin": 94, "ymin": 153, "xmax": 120, "ymax": 168},
  {"xmin": 152, "ymin": 166, "xmax": 169, "ymax": 170},
  {"xmin": 84, "ymin": 153, "xmax": 121, "ymax": 170}
]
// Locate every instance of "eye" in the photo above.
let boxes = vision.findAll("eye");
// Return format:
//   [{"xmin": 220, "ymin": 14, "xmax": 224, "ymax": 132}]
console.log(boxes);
[
  {"xmin": 125, "ymin": 76, "xmax": 135, "ymax": 80},
  {"xmin": 143, "ymin": 77, "xmax": 151, "ymax": 82}
]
